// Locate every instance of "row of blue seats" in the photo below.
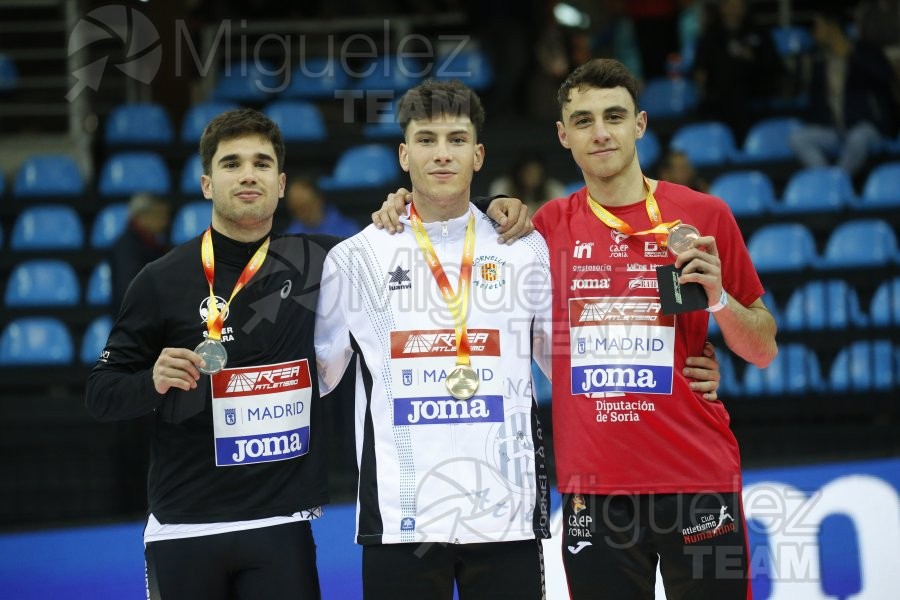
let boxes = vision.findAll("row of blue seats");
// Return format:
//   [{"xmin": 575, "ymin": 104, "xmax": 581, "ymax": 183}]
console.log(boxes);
[
  {"xmin": 635, "ymin": 118, "xmax": 900, "ymax": 170},
  {"xmin": 10, "ymin": 149, "xmax": 900, "ymax": 217},
  {"xmin": 747, "ymin": 218, "xmax": 898, "ymax": 271},
  {"xmin": 4, "ymin": 260, "xmax": 110, "ymax": 307},
  {"xmin": 6, "ymin": 143, "xmax": 400, "ymax": 198},
  {"xmin": 576, "ymin": 159, "xmax": 900, "ymax": 214},
  {"xmin": 708, "ymin": 278, "xmax": 900, "ymax": 335},
  {"xmin": 717, "ymin": 340, "xmax": 900, "ymax": 397},
  {"xmin": 0, "ymin": 315, "xmax": 110, "ymax": 366},
  {"xmin": 0, "ymin": 201, "xmax": 213, "ymax": 251},
  {"xmin": 2, "ymin": 201, "xmax": 897, "ymax": 274}
]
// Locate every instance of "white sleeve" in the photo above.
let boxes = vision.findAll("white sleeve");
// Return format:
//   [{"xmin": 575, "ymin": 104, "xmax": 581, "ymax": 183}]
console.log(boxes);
[
  {"xmin": 530, "ymin": 235, "xmax": 553, "ymax": 381},
  {"xmin": 314, "ymin": 250, "xmax": 354, "ymax": 396}
]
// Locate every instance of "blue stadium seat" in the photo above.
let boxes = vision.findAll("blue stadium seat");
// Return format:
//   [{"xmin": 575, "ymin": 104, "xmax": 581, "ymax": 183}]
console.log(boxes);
[
  {"xmin": 859, "ymin": 162, "xmax": 900, "ymax": 210},
  {"xmin": 80, "ymin": 315, "xmax": 113, "ymax": 364},
  {"xmin": 638, "ymin": 78, "xmax": 698, "ymax": 118},
  {"xmin": 90, "ymin": 203, "xmax": 129, "ymax": 248},
  {"xmin": 171, "ymin": 201, "xmax": 212, "ymax": 245},
  {"xmin": 99, "ymin": 152, "xmax": 171, "ymax": 196},
  {"xmin": 318, "ymin": 144, "xmax": 400, "ymax": 191},
  {"xmin": 284, "ymin": 58, "xmax": 350, "ymax": 99},
  {"xmin": 829, "ymin": 340, "xmax": 897, "ymax": 392},
  {"xmin": 669, "ymin": 121, "xmax": 737, "ymax": 167},
  {"xmin": 212, "ymin": 61, "xmax": 278, "ymax": 102},
  {"xmin": 13, "ymin": 154, "xmax": 85, "ymax": 197},
  {"xmin": 434, "ymin": 48, "xmax": 494, "ymax": 90},
  {"xmin": 104, "ymin": 103, "xmax": 174, "ymax": 145},
  {"xmin": 180, "ymin": 101, "xmax": 238, "ymax": 143},
  {"xmin": 820, "ymin": 218, "xmax": 897, "ymax": 269},
  {"xmin": 4, "ymin": 259, "xmax": 80, "ymax": 307},
  {"xmin": 747, "ymin": 223, "xmax": 817, "ymax": 273},
  {"xmin": 10, "ymin": 205, "xmax": 84, "ymax": 250},
  {"xmin": 180, "ymin": 154, "xmax": 203, "ymax": 195},
  {"xmin": 709, "ymin": 171, "xmax": 775, "ymax": 217},
  {"xmin": 637, "ymin": 129, "xmax": 661, "ymax": 171},
  {"xmin": 0, "ymin": 317, "xmax": 73, "ymax": 365},
  {"xmin": 86, "ymin": 261, "xmax": 111, "ymax": 306},
  {"xmin": 743, "ymin": 344, "xmax": 823, "ymax": 396},
  {"xmin": 354, "ymin": 55, "xmax": 422, "ymax": 93},
  {"xmin": 870, "ymin": 277, "xmax": 900, "ymax": 326},
  {"xmin": 263, "ymin": 100, "xmax": 326, "ymax": 141},
  {"xmin": 363, "ymin": 98, "xmax": 401, "ymax": 139},
  {"xmin": 777, "ymin": 167, "xmax": 856, "ymax": 213},
  {"xmin": 736, "ymin": 117, "xmax": 803, "ymax": 163},
  {"xmin": 0, "ymin": 53, "xmax": 17, "ymax": 91},
  {"xmin": 782, "ymin": 280, "xmax": 868, "ymax": 331},
  {"xmin": 771, "ymin": 26, "xmax": 813, "ymax": 57}
]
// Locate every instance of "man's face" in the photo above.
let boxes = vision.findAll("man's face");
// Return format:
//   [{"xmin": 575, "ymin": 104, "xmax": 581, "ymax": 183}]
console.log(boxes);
[
  {"xmin": 556, "ymin": 85, "xmax": 646, "ymax": 181},
  {"xmin": 287, "ymin": 182, "xmax": 324, "ymax": 224},
  {"xmin": 201, "ymin": 134, "xmax": 286, "ymax": 233},
  {"xmin": 399, "ymin": 115, "xmax": 484, "ymax": 220}
]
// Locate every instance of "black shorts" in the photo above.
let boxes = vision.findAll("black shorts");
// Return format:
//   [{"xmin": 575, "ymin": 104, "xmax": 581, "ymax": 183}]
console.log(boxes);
[
  {"xmin": 363, "ymin": 539, "xmax": 545, "ymax": 600},
  {"xmin": 561, "ymin": 492, "xmax": 751, "ymax": 600},
  {"xmin": 145, "ymin": 520, "xmax": 320, "ymax": 600}
]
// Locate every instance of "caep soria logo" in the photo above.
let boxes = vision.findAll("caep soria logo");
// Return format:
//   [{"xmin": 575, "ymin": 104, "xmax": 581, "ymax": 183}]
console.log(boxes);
[{"xmin": 67, "ymin": 5, "xmax": 161, "ymax": 101}]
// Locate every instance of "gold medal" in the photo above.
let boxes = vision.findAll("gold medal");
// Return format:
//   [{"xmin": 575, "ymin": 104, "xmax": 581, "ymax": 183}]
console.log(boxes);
[{"xmin": 446, "ymin": 365, "xmax": 479, "ymax": 400}]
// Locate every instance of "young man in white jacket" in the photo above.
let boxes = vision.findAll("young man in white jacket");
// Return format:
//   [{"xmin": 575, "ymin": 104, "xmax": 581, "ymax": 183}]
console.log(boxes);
[{"xmin": 315, "ymin": 79, "xmax": 553, "ymax": 600}]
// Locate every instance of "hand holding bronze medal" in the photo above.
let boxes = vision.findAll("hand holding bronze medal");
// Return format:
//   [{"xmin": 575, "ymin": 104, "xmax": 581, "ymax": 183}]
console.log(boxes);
[
  {"xmin": 195, "ymin": 228, "xmax": 270, "ymax": 375},
  {"xmin": 656, "ymin": 223, "xmax": 709, "ymax": 314},
  {"xmin": 409, "ymin": 204, "xmax": 480, "ymax": 401},
  {"xmin": 665, "ymin": 223, "xmax": 701, "ymax": 257}
]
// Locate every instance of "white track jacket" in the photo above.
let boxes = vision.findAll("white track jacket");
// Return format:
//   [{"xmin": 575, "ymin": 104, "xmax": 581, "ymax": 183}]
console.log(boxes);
[{"xmin": 315, "ymin": 204, "xmax": 553, "ymax": 545}]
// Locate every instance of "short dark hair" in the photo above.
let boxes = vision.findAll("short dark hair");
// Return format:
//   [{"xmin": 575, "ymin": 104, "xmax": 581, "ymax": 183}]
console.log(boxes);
[
  {"xmin": 557, "ymin": 59, "xmax": 640, "ymax": 117},
  {"xmin": 397, "ymin": 79, "xmax": 486, "ymax": 139},
  {"xmin": 199, "ymin": 108, "xmax": 285, "ymax": 175}
]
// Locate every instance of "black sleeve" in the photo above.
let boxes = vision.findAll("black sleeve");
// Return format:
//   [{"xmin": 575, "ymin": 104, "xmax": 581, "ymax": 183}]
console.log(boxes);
[
  {"xmin": 85, "ymin": 266, "xmax": 169, "ymax": 421},
  {"xmin": 472, "ymin": 194, "xmax": 507, "ymax": 213}
]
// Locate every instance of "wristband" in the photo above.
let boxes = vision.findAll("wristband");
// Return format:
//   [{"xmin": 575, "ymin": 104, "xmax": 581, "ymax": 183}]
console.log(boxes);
[{"xmin": 706, "ymin": 290, "xmax": 728, "ymax": 313}]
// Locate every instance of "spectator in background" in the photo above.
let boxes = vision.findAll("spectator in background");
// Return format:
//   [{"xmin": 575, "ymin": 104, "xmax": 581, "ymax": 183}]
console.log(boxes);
[
  {"xmin": 692, "ymin": 0, "xmax": 783, "ymax": 139},
  {"xmin": 592, "ymin": 0, "xmax": 644, "ymax": 81},
  {"xmin": 789, "ymin": 6, "xmax": 899, "ymax": 178},
  {"xmin": 283, "ymin": 178, "xmax": 360, "ymax": 237},
  {"xmin": 489, "ymin": 152, "xmax": 566, "ymax": 214},
  {"xmin": 109, "ymin": 193, "xmax": 171, "ymax": 310},
  {"xmin": 657, "ymin": 148, "xmax": 708, "ymax": 192},
  {"xmin": 623, "ymin": 0, "xmax": 679, "ymax": 79}
]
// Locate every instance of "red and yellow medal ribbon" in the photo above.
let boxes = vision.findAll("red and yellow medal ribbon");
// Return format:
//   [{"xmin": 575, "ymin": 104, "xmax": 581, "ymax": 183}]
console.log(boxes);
[
  {"xmin": 587, "ymin": 176, "xmax": 680, "ymax": 248},
  {"xmin": 409, "ymin": 204, "xmax": 476, "ymax": 367},
  {"xmin": 200, "ymin": 227, "xmax": 270, "ymax": 341}
]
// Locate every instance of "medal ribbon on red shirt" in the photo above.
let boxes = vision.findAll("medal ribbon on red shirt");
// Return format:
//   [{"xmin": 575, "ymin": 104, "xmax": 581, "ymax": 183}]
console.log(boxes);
[
  {"xmin": 200, "ymin": 227, "xmax": 270, "ymax": 341},
  {"xmin": 587, "ymin": 176, "xmax": 680, "ymax": 248},
  {"xmin": 409, "ymin": 203, "xmax": 476, "ymax": 367}
]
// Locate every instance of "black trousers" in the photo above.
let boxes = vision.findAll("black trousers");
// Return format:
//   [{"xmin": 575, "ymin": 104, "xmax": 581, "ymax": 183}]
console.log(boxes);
[
  {"xmin": 145, "ymin": 521, "xmax": 320, "ymax": 600},
  {"xmin": 363, "ymin": 538, "xmax": 546, "ymax": 600},
  {"xmin": 561, "ymin": 492, "xmax": 751, "ymax": 600}
]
